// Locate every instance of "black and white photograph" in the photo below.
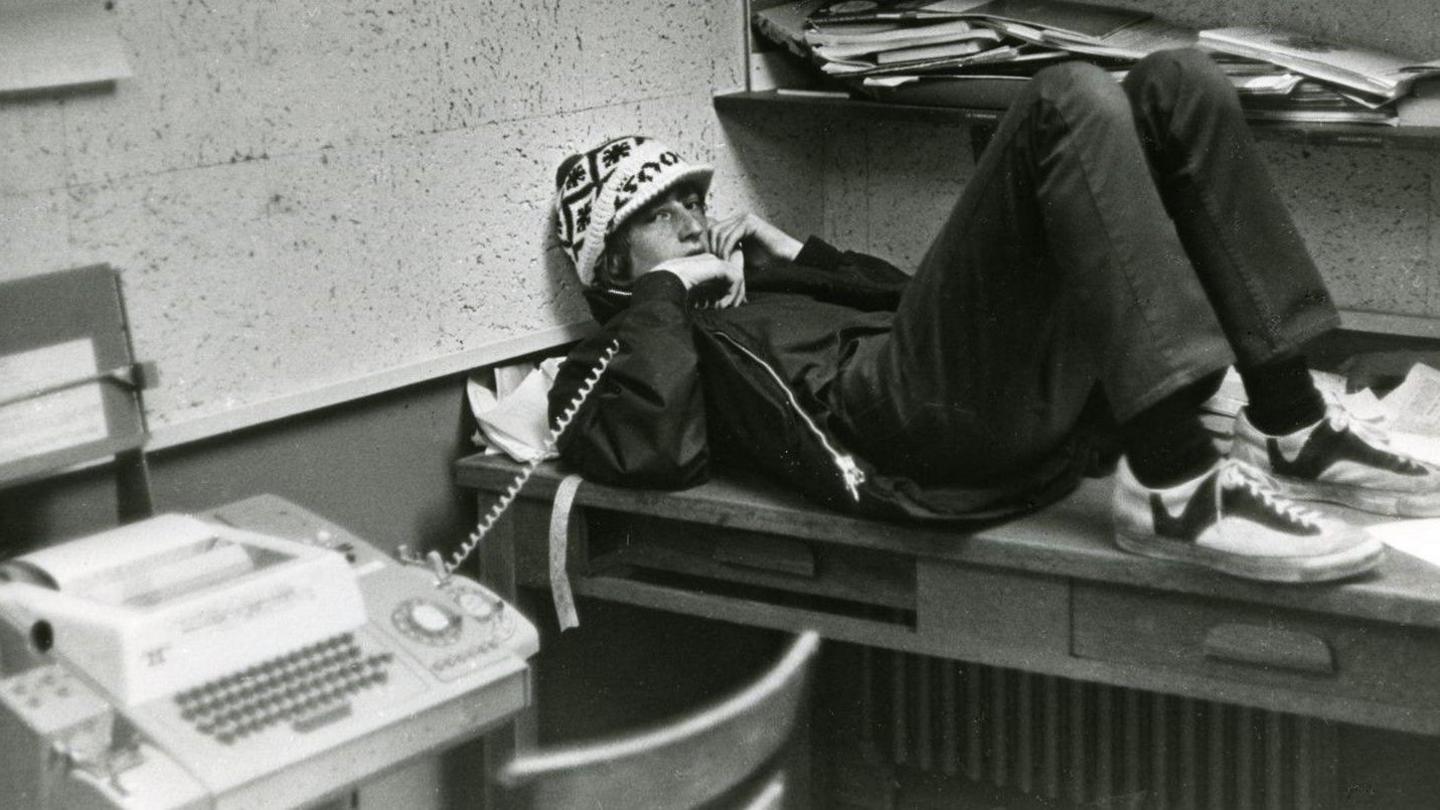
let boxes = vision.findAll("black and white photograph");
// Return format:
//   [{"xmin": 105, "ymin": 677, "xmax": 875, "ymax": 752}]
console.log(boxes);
[{"xmin": 4, "ymin": 1, "xmax": 1440, "ymax": 807}]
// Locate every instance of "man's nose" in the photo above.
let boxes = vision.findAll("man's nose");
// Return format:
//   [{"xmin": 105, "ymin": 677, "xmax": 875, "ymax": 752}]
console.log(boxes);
[{"xmin": 677, "ymin": 209, "xmax": 704, "ymax": 238}]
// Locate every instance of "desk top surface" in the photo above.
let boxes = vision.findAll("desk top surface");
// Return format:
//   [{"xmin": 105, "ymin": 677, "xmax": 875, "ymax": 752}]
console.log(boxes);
[{"xmin": 455, "ymin": 453, "xmax": 1440, "ymax": 631}]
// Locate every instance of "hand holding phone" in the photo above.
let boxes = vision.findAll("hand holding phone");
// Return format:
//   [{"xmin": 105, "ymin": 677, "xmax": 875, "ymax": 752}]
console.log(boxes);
[{"xmin": 651, "ymin": 253, "xmax": 747, "ymax": 309}]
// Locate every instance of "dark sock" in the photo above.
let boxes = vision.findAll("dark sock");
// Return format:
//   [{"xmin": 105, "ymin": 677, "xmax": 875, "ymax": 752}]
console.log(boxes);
[
  {"xmin": 1120, "ymin": 371, "xmax": 1225, "ymax": 489},
  {"xmin": 1238, "ymin": 354, "xmax": 1325, "ymax": 436}
]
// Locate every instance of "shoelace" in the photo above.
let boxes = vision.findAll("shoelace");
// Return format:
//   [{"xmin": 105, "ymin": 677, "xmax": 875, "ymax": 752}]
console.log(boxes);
[
  {"xmin": 1324, "ymin": 401, "xmax": 1390, "ymax": 446},
  {"xmin": 1322, "ymin": 401, "xmax": 1428, "ymax": 472},
  {"xmin": 1216, "ymin": 458, "xmax": 1321, "ymax": 531}
]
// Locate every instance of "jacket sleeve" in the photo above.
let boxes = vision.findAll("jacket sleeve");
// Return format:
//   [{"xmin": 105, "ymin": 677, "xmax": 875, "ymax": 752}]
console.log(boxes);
[
  {"xmin": 795, "ymin": 236, "xmax": 912, "ymax": 288},
  {"xmin": 750, "ymin": 237, "xmax": 910, "ymax": 311},
  {"xmin": 548, "ymin": 271, "xmax": 710, "ymax": 489}
]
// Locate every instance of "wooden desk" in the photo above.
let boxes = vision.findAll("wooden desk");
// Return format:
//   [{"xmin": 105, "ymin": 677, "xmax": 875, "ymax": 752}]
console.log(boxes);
[{"xmin": 456, "ymin": 454, "xmax": 1440, "ymax": 737}]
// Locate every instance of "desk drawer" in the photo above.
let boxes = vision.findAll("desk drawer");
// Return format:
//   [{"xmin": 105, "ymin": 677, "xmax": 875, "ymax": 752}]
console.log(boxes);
[
  {"xmin": 914, "ymin": 559, "xmax": 1070, "ymax": 664},
  {"xmin": 1073, "ymin": 583, "xmax": 1440, "ymax": 707},
  {"xmin": 581, "ymin": 510, "xmax": 916, "ymax": 615}
]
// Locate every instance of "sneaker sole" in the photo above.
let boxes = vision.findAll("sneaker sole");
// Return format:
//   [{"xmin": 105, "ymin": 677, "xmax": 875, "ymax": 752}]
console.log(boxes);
[
  {"xmin": 1114, "ymin": 531, "xmax": 1385, "ymax": 584},
  {"xmin": 1269, "ymin": 477, "xmax": 1440, "ymax": 519}
]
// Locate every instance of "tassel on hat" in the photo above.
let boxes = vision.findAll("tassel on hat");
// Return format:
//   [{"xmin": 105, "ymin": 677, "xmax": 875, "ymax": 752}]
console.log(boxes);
[{"xmin": 554, "ymin": 135, "xmax": 713, "ymax": 286}]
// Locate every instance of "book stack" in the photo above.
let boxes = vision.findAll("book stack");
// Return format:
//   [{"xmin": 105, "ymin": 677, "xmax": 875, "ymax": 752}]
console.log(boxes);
[
  {"xmin": 753, "ymin": 1, "xmax": 1440, "ymax": 127},
  {"xmin": 1196, "ymin": 27, "xmax": 1440, "ymax": 126},
  {"xmin": 1198, "ymin": 28, "xmax": 1440, "ymax": 103},
  {"xmin": 808, "ymin": 20, "xmax": 1007, "ymax": 74},
  {"xmin": 756, "ymin": 1, "xmax": 1138, "ymax": 95},
  {"xmin": 755, "ymin": 0, "xmax": 1180, "ymax": 108},
  {"xmin": 1238, "ymin": 80, "xmax": 1398, "ymax": 126}
]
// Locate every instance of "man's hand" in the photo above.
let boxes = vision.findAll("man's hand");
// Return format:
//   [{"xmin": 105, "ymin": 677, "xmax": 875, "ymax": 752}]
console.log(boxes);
[
  {"xmin": 707, "ymin": 214, "xmax": 802, "ymax": 272},
  {"xmin": 648, "ymin": 253, "xmax": 746, "ymax": 309}
]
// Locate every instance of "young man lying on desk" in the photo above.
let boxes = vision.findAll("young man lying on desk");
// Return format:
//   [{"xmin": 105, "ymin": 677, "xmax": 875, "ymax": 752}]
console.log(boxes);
[{"xmin": 547, "ymin": 49, "xmax": 1440, "ymax": 585}]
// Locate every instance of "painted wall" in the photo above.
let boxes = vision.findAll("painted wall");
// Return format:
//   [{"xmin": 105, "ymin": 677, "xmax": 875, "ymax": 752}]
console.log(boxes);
[
  {"xmin": 0, "ymin": 372, "xmax": 474, "ymax": 551},
  {"xmin": 0, "ymin": 0, "xmax": 823, "ymax": 447}
]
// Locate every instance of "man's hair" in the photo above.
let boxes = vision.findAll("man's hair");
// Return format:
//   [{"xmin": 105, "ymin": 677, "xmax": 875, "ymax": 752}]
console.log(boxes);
[{"xmin": 598, "ymin": 230, "xmax": 634, "ymax": 289}]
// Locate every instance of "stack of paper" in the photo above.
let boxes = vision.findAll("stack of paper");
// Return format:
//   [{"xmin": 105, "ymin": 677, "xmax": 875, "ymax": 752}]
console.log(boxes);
[
  {"xmin": 764, "ymin": 0, "xmax": 1159, "ymax": 81},
  {"xmin": 809, "ymin": 0, "xmax": 1150, "ymax": 40},
  {"xmin": 1039, "ymin": 17, "xmax": 1197, "ymax": 61},
  {"xmin": 753, "ymin": 1, "xmax": 1440, "ymax": 126},
  {"xmin": 1198, "ymin": 27, "xmax": 1440, "ymax": 103},
  {"xmin": 809, "ymin": 21, "xmax": 1006, "ymax": 73},
  {"xmin": 1238, "ymin": 79, "xmax": 1398, "ymax": 125},
  {"xmin": 1197, "ymin": 367, "xmax": 1388, "ymax": 448},
  {"xmin": 755, "ymin": 0, "xmax": 1179, "ymax": 108}
]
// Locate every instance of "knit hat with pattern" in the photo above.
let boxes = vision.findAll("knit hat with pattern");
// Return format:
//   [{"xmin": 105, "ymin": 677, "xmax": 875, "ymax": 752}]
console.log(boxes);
[{"xmin": 553, "ymin": 135, "xmax": 713, "ymax": 286}]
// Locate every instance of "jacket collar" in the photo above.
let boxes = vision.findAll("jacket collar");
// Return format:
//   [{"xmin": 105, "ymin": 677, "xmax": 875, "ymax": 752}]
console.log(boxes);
[{"xmin": 582, "ymin": 284, "xmax": 632, "ymax": 325}]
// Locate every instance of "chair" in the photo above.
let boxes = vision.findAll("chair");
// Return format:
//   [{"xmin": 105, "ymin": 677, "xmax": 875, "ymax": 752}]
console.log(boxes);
[
  {"xmin": 497, "ymin": 630, "xmax": 821, "ymax": 810},
  {"xmin": 0, "ymin": 265, "xmax": 157, "ymax": 526}
]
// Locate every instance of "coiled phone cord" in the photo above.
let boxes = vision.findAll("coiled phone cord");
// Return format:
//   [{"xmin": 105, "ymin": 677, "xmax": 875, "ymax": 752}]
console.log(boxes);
[{"xmin": 441, "ymin": 338, "xmax": 621, "ymax": 577}]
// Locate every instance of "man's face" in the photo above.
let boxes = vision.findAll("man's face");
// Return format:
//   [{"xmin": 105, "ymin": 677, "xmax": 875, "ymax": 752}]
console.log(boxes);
[{"xmin": 621, "ymin": 186, "xmax": 709, "ymax": 278}]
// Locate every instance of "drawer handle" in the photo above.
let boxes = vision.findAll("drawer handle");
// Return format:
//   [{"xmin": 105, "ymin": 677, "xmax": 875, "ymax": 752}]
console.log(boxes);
[
  {"xmin": 712, "ymin": 535, "xmax": 816, "ymax": 578},
  {"xmin": 1202, "ymin": 623, "xmax": 1335, "ymax": 676}
]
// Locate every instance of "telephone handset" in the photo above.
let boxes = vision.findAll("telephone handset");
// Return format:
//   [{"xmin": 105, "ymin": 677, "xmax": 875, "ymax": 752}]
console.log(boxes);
[{"xmin": 411, "ymin": 338, "xmax": 622, "ymax": 582}]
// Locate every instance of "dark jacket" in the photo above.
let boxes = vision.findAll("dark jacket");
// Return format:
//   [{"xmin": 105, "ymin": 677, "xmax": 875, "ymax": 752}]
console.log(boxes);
[{"xmin": 549, "ymin": 238, "xmax": 1090, "ymax": 524}]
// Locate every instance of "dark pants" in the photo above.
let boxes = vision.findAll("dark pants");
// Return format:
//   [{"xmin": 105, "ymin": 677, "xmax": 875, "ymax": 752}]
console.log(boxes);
[{"xmin": 834, "ymin": 49, "xmax": 1339, "ymax": 485}]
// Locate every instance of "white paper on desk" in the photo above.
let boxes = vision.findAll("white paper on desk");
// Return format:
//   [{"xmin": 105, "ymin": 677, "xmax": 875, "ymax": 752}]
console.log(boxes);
[
  {"xmin": 1199, "ymin": 366, "xmax": 1386, "ymax": 421},
  {"xmin": 1356, "ymin": 363, "xmax": 1440, "ymax": 465},
  {"xmin": 1368, "ymin": 518, "xmax": 1440, "ymax": 568},
  {"xmin": 465, "ymin": 357, "xmax": 562, "ymax": 463},
  {"xmin": 1341, "ymin": 387, "xmax": 1387, "ymax": 421},
  {"xmin": 1310, "ymin": 369, "xmax": 1388, "ymax": 420},
  {"xmin": 1379, "ymin": 363, "xmax": 1440, "ymax": 434}
]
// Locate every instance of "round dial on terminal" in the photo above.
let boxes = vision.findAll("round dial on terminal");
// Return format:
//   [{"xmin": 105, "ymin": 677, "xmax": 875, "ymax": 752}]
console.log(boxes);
[
  {"xmin": 454, "ymin": 591, "xmax": 495, "ymax": 621},
  {"xmin": 392, "ymin": 599, "xmax": 462, "ymax": 645}
]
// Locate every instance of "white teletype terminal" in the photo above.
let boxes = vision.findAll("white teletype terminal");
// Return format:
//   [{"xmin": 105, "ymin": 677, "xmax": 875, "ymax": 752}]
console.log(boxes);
[{"xmin": 0, "ymin": 495, "xmax": 538, "ymax": 810}]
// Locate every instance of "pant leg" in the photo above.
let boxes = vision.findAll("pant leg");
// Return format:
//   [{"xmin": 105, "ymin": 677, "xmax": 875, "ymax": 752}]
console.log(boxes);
[
  {"xmin": 834, "ymin": 61, "xmax": 1234, "ymax": 485},
  {"xmin": 1123, "ymin": 48, "xmax": 1340, "ymax": 365}
]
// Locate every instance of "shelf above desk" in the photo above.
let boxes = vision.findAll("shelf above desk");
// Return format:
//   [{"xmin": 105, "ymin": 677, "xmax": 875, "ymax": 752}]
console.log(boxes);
[{"xmin": 715, "ymin": 89, "xmax": 1440, "ymax": 152}]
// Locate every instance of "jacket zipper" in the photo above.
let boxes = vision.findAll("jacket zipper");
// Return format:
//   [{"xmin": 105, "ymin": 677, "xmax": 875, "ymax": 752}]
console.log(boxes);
[{"xmin": 712, "ymin": 331, "xmax": 866, "ymax": 501}]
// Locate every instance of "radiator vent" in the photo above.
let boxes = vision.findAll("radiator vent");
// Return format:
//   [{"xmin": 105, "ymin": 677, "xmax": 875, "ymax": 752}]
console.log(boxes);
[{"xmin": 858, "ymin": 648, "xmax": 1338, "ymax": 809}]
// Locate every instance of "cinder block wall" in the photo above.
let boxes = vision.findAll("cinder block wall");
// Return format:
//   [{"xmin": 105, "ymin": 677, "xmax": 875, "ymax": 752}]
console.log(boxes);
[
  {"xmin": 0, "ymin": 0, "xmax": 841, "ymax": 569},
  {"xmin": 0, "ymin": 0, "xmax": 825, "ymax": 437},
  {"xmin": 813, "ymin": 1, "xmax": 1440, "ymax": 321},
  {"xmin": 4, "ymin": 2, "xmax": 1439, "ymax": 445}
]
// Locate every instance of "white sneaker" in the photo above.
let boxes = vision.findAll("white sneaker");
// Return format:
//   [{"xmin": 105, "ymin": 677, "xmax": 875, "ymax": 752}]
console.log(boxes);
[
  {"xmin": 1113, "ymin": 457, "xmax": 1383, "ymax": 583},
  {"xmin": 1232, "ymin": 405, "xmax": 1440, "ymax": 517}
]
